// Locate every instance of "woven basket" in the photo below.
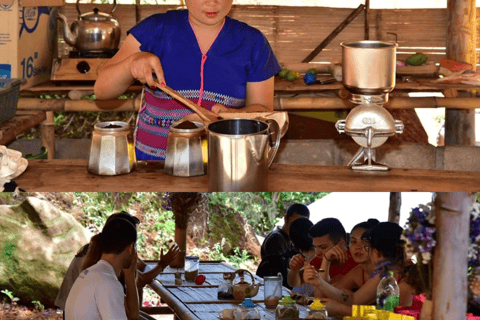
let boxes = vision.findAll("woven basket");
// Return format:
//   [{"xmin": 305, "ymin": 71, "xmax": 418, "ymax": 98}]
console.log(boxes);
[{"xmin": 0, "ymin": 78, "xmax": 23, "ymax": 125}]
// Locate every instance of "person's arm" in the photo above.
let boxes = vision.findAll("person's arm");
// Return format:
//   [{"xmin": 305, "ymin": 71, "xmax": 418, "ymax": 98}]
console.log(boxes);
[
  {"xmin": 137, "ymin": 244, "xmax": 180, "ymax": 288},
  {"xmin": 331, "ymin": 265, "xmax": 362, "ymax": 292},
  {"xmin": 211, "ymin": 77, "xmax": 275, "ymax": 114},
  {"xmin": 94, "ymin": 34, "xmax": 165, "ymax": 100},
  {"xmin": 323, "ymin": 298, "xmax": 353, "ymax": 317},
  {"xmin": 287, "ymin": 254, "xmax": 306, "ymax": 288},
  {"xmin": 124, "ymin": 252, "xmax": 140, "ymax": 320},
  {"xmin": 304, "ymin": 262, "xmax": 376, "ymax": 306}
]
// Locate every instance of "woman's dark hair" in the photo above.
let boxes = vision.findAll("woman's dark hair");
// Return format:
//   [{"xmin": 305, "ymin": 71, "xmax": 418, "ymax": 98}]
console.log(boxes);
[
  {"xmin": 309, "ymin": 218, "xmax": 346, "ymax": 244},
  {"xmin": 286, "ymin": 203, "xmax": 310, "ymax": 219},
  {"xmin": 289, "ymin": 217, "xmax": 314, "ymax": 253},
  {"xmin": 363, "ymin": 222, "xmax": 405, "ymax": 266},
  {"xmin": 351, "ymin": 218, "xmax": 380, "ymax": 233}
]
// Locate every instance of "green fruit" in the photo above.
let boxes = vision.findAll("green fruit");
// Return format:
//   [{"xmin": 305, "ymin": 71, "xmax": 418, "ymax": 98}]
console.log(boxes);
[
  {"xmin": 406, "ymin": 53, "xmax": 428, "ymax": 66},
  {"xmin": 278, "ymin": 69, "xmax": 289, "ymax": 79},
  {"xmin": 306, "ymin": 68, "xmax": 318, "ymax": 75},
  {"xmin": 286, "ymin": 71, "xmax": 297, "ymax": 81}
]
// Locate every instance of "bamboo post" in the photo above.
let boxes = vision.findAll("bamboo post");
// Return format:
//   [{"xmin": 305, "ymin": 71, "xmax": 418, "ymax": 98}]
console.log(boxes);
[
  {"xmin": 40, "ymin": 111, "xmax": 55, "ymax": 160},
  {"xmin": 432, "ymin": 192, "xmax": 474, "ymax": 320},
  {"xmin": 364, "ymin": 0, "xmax": 370, "ymax": 40},
  {"xmin": 445, "ymin": 0, "xmax": 476, "ymax": 146},
  {"xmin": 387, "ymin": 192, "xmax": 401, "ymax": 224}
]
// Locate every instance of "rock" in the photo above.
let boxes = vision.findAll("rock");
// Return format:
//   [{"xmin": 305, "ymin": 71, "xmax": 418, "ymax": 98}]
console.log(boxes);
[{"xmin": 0, "ymin": 197, "xmax": 91, "ymax": 308}]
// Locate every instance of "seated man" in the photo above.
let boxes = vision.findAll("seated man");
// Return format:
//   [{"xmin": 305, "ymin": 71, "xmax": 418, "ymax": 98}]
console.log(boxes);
[
  {"xmin": 256, "ymin": 203, "xmax": 310, "ymax": 288},
  {"xmin": 288, "ymin": 217, "xmax": 358, "ymax": 295},
  {"xmin": 56, "ymin": 211, "xmax": 179, "ymax": 319},
  {"xmin": 65, "ymin": 217, "xmax": 138, "ymax": 320}
]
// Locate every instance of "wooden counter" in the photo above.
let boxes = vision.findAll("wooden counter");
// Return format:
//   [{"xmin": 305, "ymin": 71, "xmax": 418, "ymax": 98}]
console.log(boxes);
[{"xmin": 13, "ymin": 159, "xmax": 480, "ymax": 192}]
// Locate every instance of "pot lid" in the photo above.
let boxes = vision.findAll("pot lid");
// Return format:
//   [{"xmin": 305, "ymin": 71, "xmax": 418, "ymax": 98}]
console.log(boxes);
[{"xmin": 81, "ymin": 8, "xmax": 113, "ymax": 22}]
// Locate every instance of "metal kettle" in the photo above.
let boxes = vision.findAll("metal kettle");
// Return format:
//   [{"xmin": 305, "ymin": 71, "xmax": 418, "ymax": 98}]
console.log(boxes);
[{"xmin": 57, "ymin": 0, "xmax": 121, "ymax": 53}]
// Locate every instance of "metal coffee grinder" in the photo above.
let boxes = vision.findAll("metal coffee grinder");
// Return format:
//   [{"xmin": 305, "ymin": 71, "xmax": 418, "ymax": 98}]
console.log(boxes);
[{"xmin": 335, "ymin": 41, "xmax": 404, "ymax": 171}]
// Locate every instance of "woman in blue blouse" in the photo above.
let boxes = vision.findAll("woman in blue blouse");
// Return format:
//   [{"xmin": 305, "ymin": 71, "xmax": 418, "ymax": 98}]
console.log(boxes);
[{"xmin": 94, "ymin": 0, "xmax": 281, "ymax": 160}]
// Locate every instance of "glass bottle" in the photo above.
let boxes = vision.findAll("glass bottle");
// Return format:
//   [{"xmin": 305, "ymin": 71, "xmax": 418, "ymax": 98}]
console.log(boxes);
[
  {"xmin": 218, "ymin": 272, "xmax": 234, "ymax": 300},
  {"xmin": 264, "ymin": 274, "xmax": 282, "ymax": 308},
  {"xmin": 376, "ymin": 270, "xmax": 400, "ymax": 311},
  {"xmin": 275, "ymin": 295, "xmax": 299, "ymax": 319},
  {"xmin": 234, "ymin": 298, "xmax": 260, "ymax": 320},
  {"xmin": 306, "ymin": 299, "xmax": 328, "ymax": 319}
]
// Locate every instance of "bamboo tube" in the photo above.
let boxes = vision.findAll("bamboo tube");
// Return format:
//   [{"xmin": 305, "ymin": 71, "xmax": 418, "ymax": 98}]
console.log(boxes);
[{"xmin": 40, "ymin": 111, "xmax": 55, "ymax": 160}]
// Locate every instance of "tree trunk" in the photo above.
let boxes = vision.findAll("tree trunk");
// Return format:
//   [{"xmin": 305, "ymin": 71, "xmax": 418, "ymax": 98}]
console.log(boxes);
[
  {"xmin": 432, "ymin": 192, "xmax": 474, "ymax": 320},
  {"xmin": 171, "ymin": 226, "xmax": 187, "ymax": 268},
  {"xmin": 445, "ymin": 0, "xmax": 476, "ymax": 146},
  {"xmin": 388, "ymin": 192, "xmax": 401, "ymax": 224},
  {"xmin": 169, "ymin": 193, "xmax": 204, "ymax": 267}
]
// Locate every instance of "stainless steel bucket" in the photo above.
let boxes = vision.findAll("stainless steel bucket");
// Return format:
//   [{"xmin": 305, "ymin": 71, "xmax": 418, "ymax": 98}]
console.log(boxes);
[
  {"xmin": 207, "ymin": 119, "xmax": 280, "ymax": 192},
  {"xmin": 341, "ymin": 41, "xmax": 398, "ymax": 95},
  {"xmin": 164, "ymin": 121, "xmax": 207, "ymax": 177},
  {"xmin": 87, "ymin": 121, "xmax": 135, "ymax": 175}
]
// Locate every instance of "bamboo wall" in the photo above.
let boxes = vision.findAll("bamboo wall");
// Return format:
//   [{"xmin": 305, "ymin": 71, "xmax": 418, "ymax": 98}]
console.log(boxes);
[{"xmin": 57, "ymin": 4, "xmax": 480, "ymax": 66}]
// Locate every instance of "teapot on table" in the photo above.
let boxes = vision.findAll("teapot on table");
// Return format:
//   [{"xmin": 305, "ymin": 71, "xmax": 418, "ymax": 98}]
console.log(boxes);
[{"xmin": 231, "ymin": 269, "xmax": 260, "ymax": 300}]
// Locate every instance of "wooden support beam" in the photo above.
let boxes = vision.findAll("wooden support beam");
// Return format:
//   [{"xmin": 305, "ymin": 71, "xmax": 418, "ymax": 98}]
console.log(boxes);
[
  {"xmin": 445, "ymin": 0, "xmax": 476, "ymax": 146},
  {"xmin": 433, "ymin": 192, "xmax": 474, "ymax": 320},
  {"xmin": 302, "ymin": 4, "xmax": 365, "ymax": 63},
  {"xmin": 16, "ymin": 96, "xmax": 142, "ymax": 112}
]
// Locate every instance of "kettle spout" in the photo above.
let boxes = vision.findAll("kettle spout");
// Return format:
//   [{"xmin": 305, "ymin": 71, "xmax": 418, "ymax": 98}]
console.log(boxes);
[{"xmin": 56, "ymin": 13, "xmax": 77, "ymax": 47}]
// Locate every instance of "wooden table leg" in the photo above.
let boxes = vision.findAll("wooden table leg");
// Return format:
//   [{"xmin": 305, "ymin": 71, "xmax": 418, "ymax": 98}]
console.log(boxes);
[{"xmin": 40, "ymin": 111, "xmax": 55, "ymax": 159}]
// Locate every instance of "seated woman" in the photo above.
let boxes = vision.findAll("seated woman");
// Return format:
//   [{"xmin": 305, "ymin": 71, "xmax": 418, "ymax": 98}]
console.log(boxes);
[
  {"xmin": 287, "ymin": 217, "xmax": 315, "ymax": 297},
  {"xmin": 303, "ymin": 222, "xmax": 415, "ymax": 317},
  {"xmin": 319, "ymin": 219, "xmax": 380, "ymax": 292}
]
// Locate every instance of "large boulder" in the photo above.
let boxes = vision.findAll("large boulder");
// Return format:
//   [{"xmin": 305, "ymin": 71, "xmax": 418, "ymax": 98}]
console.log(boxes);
[{"xmin": 0, "ymin": 197, "xmax": 91, "ymax": 308}]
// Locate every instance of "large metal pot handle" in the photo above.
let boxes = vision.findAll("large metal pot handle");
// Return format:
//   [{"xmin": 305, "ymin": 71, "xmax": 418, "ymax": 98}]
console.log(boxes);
[
  {"xmin": 265, "ymin": 119, "xmax": 281, "ymax": 168},
  {"xmin": 77, "ymin": 0, "xmax": 117, "ymax": 16}
]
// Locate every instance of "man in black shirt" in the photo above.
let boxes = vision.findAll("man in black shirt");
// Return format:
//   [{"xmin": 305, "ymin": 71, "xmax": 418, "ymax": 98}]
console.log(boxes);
[{"xmin": 256, "ymin": 203, "xmax": 310, "ymax": 288}]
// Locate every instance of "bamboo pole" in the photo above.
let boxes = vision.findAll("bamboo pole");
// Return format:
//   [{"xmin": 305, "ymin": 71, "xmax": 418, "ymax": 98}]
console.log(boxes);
[
  {"xmin": 16, "ymin": 96, "xmax": 480, "ymax": 112},
  {"xmin": 445, "ymin": 0, "xmax": 476, "ymax": 146},
  {"xmin": 40, "ymin": 111, "xmax": 55, "ymax": 160},
  {"xmin": 273, "ymin": 96, "xmax": 480, "ymax": 110},
  {"xmin": 433, "ymin": 192, "xmax": 474, "ymax": 320},
  {"xmin": 16, "ymin": 97, "xmax": 142, "ymax": 112},
  {"xmin": 364, "ymin": 0, "xmax": 370, "ymax": 40}
]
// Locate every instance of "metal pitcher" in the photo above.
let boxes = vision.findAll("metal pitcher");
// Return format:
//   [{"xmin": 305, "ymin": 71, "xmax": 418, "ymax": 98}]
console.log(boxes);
[
  {"xmin": 87, "ymin": 121, "xmax": 135, "ymax": 175},
  {"xmin": 207, "ymin": 118, "xmax": 280, "ymax": 191}
]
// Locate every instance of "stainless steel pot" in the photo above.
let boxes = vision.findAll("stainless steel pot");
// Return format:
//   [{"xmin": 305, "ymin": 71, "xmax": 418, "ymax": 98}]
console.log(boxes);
[
  {"xmin": 57, "ymin": 0, "xmax": 120, "ymax": 53},
  {"xmin": 88, "ymin": 121, "xmax": 135, "ymax": 175},
  {"xmin": 207, "ymin": 119, "xmax": 280, "ymax": 192},
  {"xmin": 164, "ymin": 121, "xmax": 207, "ymax": 177},
  {"xmin": 341, "ymin": 41, "xmax": 398, "ymax": 95}
]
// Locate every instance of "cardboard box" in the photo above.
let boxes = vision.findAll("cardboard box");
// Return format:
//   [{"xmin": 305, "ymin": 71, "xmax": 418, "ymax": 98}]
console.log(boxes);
[{"xmin": 0, "ymin": 0, "xmax": 64, "ymax": 89}]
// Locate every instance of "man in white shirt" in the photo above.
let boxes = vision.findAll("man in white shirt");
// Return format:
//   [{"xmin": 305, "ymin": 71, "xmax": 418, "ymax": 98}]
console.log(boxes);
[{"xmin": 65, "ymin": 217, "xmax": 138, "ymax": 320}]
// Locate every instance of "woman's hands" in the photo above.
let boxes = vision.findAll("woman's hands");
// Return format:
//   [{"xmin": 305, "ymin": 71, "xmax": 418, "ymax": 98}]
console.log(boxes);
[
  {"xmin": 289, "ymin": 254, "xmax": 306, "ymax": 271},
  {"xmin": 324, "ymin": 240, "xmax": 348, "ymax": 265},
  {"xmin": 129, "ymin": 52, "xmax": 166, "ymax": 89}
]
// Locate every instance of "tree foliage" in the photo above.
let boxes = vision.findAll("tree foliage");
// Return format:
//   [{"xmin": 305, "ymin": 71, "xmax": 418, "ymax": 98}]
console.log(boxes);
[{"xmin": 205, "ymin": 192, "xmax": 328, "ymax": 235}]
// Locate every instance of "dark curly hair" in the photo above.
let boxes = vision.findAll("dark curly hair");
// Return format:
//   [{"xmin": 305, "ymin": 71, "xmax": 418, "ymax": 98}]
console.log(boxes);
[{"xmin": 289, "ymin": 217, "xmax": 314, "ymax": 253}]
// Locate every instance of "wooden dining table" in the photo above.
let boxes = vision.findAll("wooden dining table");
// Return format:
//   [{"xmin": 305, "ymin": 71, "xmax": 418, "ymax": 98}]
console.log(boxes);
[{"xmin": 144, "ymin": 261, "xmax": 311, "ymax": 320}]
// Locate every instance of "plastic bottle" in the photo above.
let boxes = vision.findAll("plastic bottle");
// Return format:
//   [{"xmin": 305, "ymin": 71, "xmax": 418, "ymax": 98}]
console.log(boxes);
[{"xmin": 376, "ymin": 270, "xmax": 400, "ymax": 311}]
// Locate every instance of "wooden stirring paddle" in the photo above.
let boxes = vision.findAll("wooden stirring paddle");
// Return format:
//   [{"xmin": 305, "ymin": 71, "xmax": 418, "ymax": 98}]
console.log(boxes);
[{"xmin": 153, "ymin": 82, "xmax": 221, "ymax": 122}]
